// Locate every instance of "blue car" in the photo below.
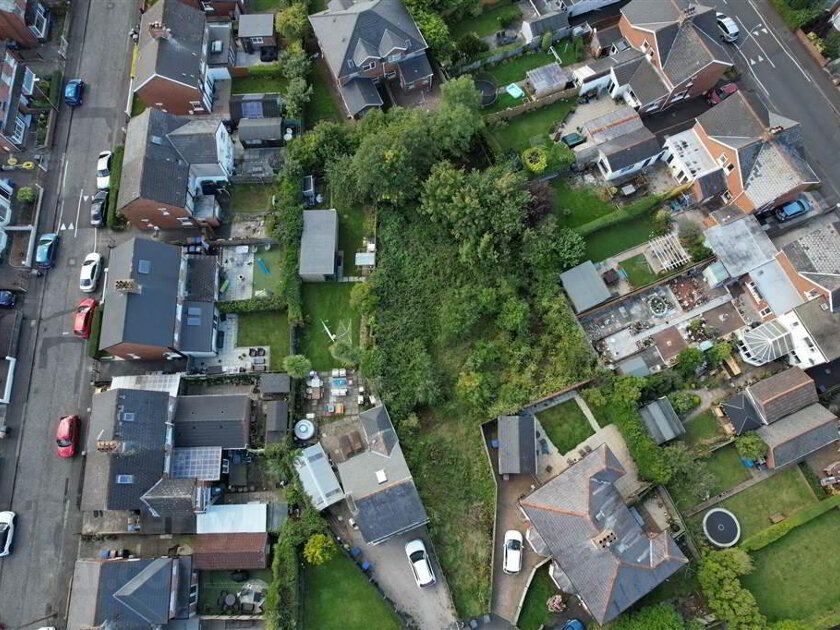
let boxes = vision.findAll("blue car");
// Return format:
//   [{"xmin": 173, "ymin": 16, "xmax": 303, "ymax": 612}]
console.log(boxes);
[
  {"xmin": 64, "ymin": 79, "xmax": 84, "ymax": 107},
  {"xmin": 560, "ymin": 621, "xmax": 584, "ymax": 630},
  {"xmin": 35, "ymin": 233, "xmax": 59, "ymax": 268},
  {"xmin": 774, "ymin": 197, "xmax": 811, "ymax": 222}
]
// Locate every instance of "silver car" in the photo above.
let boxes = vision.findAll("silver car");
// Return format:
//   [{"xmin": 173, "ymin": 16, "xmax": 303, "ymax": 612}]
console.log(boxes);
[
  {"xmin": 716, "ymin": 12, "xmax": 739, "ymax": 42},
  {"xmin": 0, "ymin": 511, "xmax": 15, "ymax": 557},
  {"xmin": 79, "ymin": 252, "xmax": 102, "ymax": 293}
]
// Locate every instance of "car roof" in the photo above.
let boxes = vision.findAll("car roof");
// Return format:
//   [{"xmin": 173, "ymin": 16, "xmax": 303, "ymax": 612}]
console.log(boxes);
[{"xmin": 412, "ymin": 556, "xmax": 434, "ymax": 583}]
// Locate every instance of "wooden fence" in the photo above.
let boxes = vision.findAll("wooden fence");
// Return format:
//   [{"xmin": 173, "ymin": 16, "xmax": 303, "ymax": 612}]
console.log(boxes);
[
  {"xmin": 484, "ymin": 86, "xmax": 578, "ymax": 121},
  {"xmin": 452, "ymin": 29, "xmax": 572, "ymax": 75}
]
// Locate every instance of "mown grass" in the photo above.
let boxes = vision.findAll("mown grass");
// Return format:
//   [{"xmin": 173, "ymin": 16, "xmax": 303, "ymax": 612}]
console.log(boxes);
[
  {"xmin": 300, "ymin": 283, "xmax": 360, "ymax": 370},
  {"xmin": 237, "ymin": 310, "xmax": 290, "ymax": 370},
  {"xmin": 552, "ymin": 177, "xmax": 616, "ymax": 229},
  {"xmin": 681, "ymin": 410, "xmax": 722, "ymax": 448},
  {"xmin": 537, "ymin": 399, "xmax": 594, "ymax": 454},
  {"xmin": 583, "ymin": 213, "xmax": 656, "ymax": 262},
  {"xmin": 307, "ymin": 65, "xmax": 342, "ymax": 126},
  {"xmin": 622, "ymin": 253, "xmax": 658, "ymax": 288},
  {"xmin": 490, "ymin": 99, "xmax": 575, "ymax": 153},
  {"xmin": 230, "ymin": 183, "xmax": 274, "ymax": 213},
  {"xmin": 484, "ymin": 51, "xmax": 555, "ymax": 85}
]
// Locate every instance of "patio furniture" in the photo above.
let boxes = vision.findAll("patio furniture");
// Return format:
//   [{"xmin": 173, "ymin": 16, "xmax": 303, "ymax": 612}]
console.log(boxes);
[{"xmin": 224, "ymin": 593, "xmax": 237, "ymax": 607}]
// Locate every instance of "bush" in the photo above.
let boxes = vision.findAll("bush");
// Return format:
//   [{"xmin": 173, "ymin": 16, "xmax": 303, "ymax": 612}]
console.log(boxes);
[
  {"xmin": 48, "ymin": 69, "xmax": 62, "ymax": 106},
  {"xmin": 522, "ymin": 147, "xmax": 548, "ymax": 174},
  {"xmin": 16, "ymin": 186, "xmax": 35, "ymax": 204},
  {"xmin": 264, "ymin": 540, "xmax": 300, "ymax": 630},
  {"xmin": 106, "ymin": 145, "xmax": 125, "ymax": 229},
  {"xmin": 734, "ymin": 431, "xmax": 768, "ymax": 461},
  {"xmin": 303, "ymin": 533, "xmax": 337, "ymax": 565},
  {"xmin": 458, "ymin": 32, "xmax": 488, "ymax": 58},
  {"xmin": 668, "ymin": 391, "xmax": 701, "ymax": 417},
  {"xmin": 217, "ymin": 295, "xmax": 287, "ymax": 313},
  {"xmin": 741, "ymin": 494, "xmax": 840, "ymax": 551},
  {"xmin": 247, "ymin": 61, "xmax": 285, "ymax": 78},
  {"xmin": 495, "ymin": 5, "xmax": 521, "ymax": 28},
  {"xmin": 283, "ymin": 354, "xmax": 311, "ymax": 378},
  {"xmin": 87, "ymin": 307, "xmax": 104, "ymax": 360},
  {"xmin": 541, "ymin": 30, "xmax": 553, "ymax": 51}
]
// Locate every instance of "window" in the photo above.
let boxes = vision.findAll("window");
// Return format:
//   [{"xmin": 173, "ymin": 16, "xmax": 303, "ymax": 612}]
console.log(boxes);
[
  {"xmin": 718, "ymin": 153, "xmax": 729, "ymax": 165},
  {"xmin": 759, "ymin": 307, "xmax": 772, "ymax": 317},
  {"xmin": 721, "ymin": 190, "xmax": 732, "ymax": 202},
  {"xmin": 387, "ymin": 54, "xmax": 401, "ymax": 62},
  {"xmin": 641, "ymin": 40, "xmax": 650, "ymax": 52},
  {"xmin": 363, "ymin": 61, "xmax": 377, "ymax": 71},
  {"xmin": 725, "ymin": 163, "xmax": 735, "ymax": 173},
  {"xmin": 11, "ymin": 118, "xmax": 26, "ymax": 144},
  {"xmin": 138, "ymin": 259, "xmax": 151, "ymax": 274},
  {"xmin": 116, "ymin": 474, "xmax": 135, "ymax": 484},
  {"xmin": 122, "ymin": 412, "xmax": 136, "ymax": 421},
  {"xmin": 666, "ymin": 153, "xmax": 674, "ymax": 164},
  {"xmin": 251, "ymin": 37, "xmax": 264, "ymax": 45}
]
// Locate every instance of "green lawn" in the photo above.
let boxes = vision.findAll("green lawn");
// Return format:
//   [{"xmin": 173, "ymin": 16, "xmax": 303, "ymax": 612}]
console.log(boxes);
[
  {"xmin": 622, "ymin": 253, "xmax": 657, "ymax": 288},
  {"xmin": 300, "ymin": 283, "xmax": 360, "ymax": 370},
  {"xmin": 131, "ymin": 96, "xmax": 147, "ymax": 117},
  {"xmin": 304, "ymin": 553, "xmax": 402, "ymax": 630},
  {"xmin": 338, "ymin": 204, "xmax": 369, "ymax": 276},
  {"xmin": 552, "ymin": 177, "xmax": 616, "ymax": 229},
  {"xmin": 682, "ymin": 410, "xmax": 722, "ymax": 448},
  {"xmin": 484, "ymin": 52, "xmax": 555, "ymax": 85},
  {"xmin": 537, "ymin": 399, "xmax": 594, "ymax": 455},
  {"xmin": 199, "ymin": 569, "xmax": 272, "ymax": 615},
  {"xmin": 584, "ymin": 213, "xmax": 656, "ymax": 262},
  {"xmin": 307, "ymin": 66, "xmax": 342, "ymax": 126},
  {"xmin": 518, "ymin": 564, "xmax": 558, "ymax": 630},
  {"xmin": 482, "ymin": 91, "xmax": 521, "ymax": 114},
  {"xmin": 231, "ymin": 74, "xmax": 288, "ymax": 95},
  {"xmin": 491, "ymin": 99, "xmax": 575, "ymax": 153},
  {"xmin": 252, "ymin": 0, "xmax": 285, "ymax": 10},
  {"xmin": 237, "ymin": 310, "xmax": 290, "ymax": 370},
  {"xmin": 230, "ymin": 183, "xmax": 273, "ymax": 213},
  {"xmin": 253, "ymin": 244, "xmax": 285, "ymax": 296},
  {"xmin": 450, "ymin": 4, "xmax": 522, "ymax": 39},
  {"xmin": 693, "ymin": 466, "xmax": 817, "ymax": 539},
  {"xmin": 668, "ymin": 444, "xmax": 751, "ymax": 510},
  {"xmin": 743, "ymin": 509, "xmax": 840, "ymax": 623}
]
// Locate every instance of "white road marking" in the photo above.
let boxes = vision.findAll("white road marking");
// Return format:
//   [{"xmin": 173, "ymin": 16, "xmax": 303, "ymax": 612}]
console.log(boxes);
[
  {"xmin": 757, "ymin": 55, "xmax": 764, "ymax": 62},
  {"xmin": 736, "ymin": 47, "xmax": 770, "ymax": 95},
  {"xmin": 738, "ymin": 17, "xmax": 776, "ymax": 68},
  {"xmin": 747, "ymin": 0, "xmax": 809, "ymax": 79},
  {"xmin": 60, "ymin": 223, "xmax": 67, "ymax": 231},
  {"xmin": 750, "ymin": 57, "xmax": 756, "ymax": 65},
  {"xmin": 74, "ymin": 188, "xmax": 83, "ymax": 237}
]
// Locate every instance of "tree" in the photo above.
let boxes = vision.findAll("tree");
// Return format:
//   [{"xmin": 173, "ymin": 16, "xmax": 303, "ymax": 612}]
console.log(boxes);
[
  {"xmin": 303, "ymin": 533, "xmax": 336, "ymax": 565},
  {"xmin": 524, "ymin": 180, "xmax": 552, "ymax": 226},
  {"xmin": 16, "ymin": 186, "xmax": 35, "ymax": 204},
  {"xmin": 541, "ymin": 29, "xmax": 553, "ymax": 51},
  {"xmin": 523, "ymin": 216, "xmax": 585, "ymax": 277},
  {"xmin": 609, "ymin": 603, "xmax": 687, "ymax": 630},
  {"xmin": 350, "ymin": 280, "xmax": 377, "ymax": 314},
  {"xmin": 768, "ymin": 621, "xmax": 813, "ymax": 630},
  {"xmin": 412, "ymin": 9, "xmax": 452, "ymax": 60},
  {"xmin": 706, "ymin": 340, "xmax": 732, "ymax": 367},
  {"xmin": 653, "ymin": 208, "xmax": 672, "ymax": 235},
  {"xmin": 735, "ymin": 432, "xmax": 768, "ymax": 461},
  {"xmin": 330, "ymin": 340, "xmax": 362, "ymax": 366},
  {"xmin": 664, "ymin": 442, "xmax": 717, "ymax": 502},
  {"xmin": 676, "ymin": 347, "xmax": 705, "ymax": 377},
  {"xmin": 283, "ymin": 354, "xmax": 311, "ymax": 378},
  {"xmin": 698, "ymin": 549, "xmax": 765, "ymax": 630},
  {"xmin": 457, "ymin": 32, "xmax": 488, "ymax": 58},
  {"xmin": 284, "ymin": 76, "xmax": 312, "ymax": 119},
  {"xmin": 668, "ymin": 391, "xmax": 701, "ymax": 416},
  {"xmin": 278, "ymin": 45, "xmax": 311, "ymax": 81},
  {"xmin": 274, "ymin": 3, "xmax": 309, "ymax": 42}
]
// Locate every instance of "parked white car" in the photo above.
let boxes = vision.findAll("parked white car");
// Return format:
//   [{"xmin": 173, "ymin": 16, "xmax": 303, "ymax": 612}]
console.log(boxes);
[
  {"xmin": 503, "ymin": 529, "xmax": 523, "ymax": 574},
  {"xmin": 716, "ymin": 12, "xmax": 740, "ymax": 42},
  {"xmin": 405, "ymin": 538, "xmax": 436, "ymax": 588},
  {"xmin": 0, "ymin": 511, "xmax": 15, "ymax": 557},
  {"xmin": 79, "ymin": 252, "xmax": 102, "ymax": 293},
  {"xmin": 96, "ymin": 151, "xmax": 112, "ymax": 190}
]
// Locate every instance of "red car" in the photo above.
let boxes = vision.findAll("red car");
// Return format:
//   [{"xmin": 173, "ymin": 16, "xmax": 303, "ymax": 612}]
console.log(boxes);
[
  {"xmin": 73, "ymin": 298, "xmax": 97, "ymax": 338},
  {"xmin": 56, "ymin": 414, "xmax": 81, "ymax": 458},
  {"xmin": 707, "ymin": 82, "xmax": 738, "ymax": 105}
]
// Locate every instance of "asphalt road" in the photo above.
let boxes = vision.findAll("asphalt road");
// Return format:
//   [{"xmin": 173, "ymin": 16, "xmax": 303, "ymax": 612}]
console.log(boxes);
[
  {"xmin": 707, "ymin": 0, "xmax": 840, "ymax": 205},
  {"xmin": 0, "ymin": 0, "xmax": 137, "ymax": 626}
]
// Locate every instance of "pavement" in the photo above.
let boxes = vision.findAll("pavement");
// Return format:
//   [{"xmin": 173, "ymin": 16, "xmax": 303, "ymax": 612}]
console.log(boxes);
[{"xmin": 0, "ymin": 0, "xmax": 139, "ymax": 626}]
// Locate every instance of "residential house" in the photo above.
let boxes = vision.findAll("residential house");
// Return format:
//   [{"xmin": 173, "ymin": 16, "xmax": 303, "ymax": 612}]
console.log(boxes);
[
  {"xmin": 0, "ymin": 0, "xmax": 50, "ymax": 46},
  {"xmin": 334, "ymin": 405, "xmax": 429, "ymax": 544},
  {"xmin": 173, "ymin": 394, "xmax": 252, "ymax": 449},
  {"xmin": 560, "ymin": 261, "xmax": 612, "ymax": 313},
  {"xmin": 179, "ymin": 0, "xmax": 244, "ymax": 19},
  {"xmin": 134, "ymin": 0, "xmax": 234, "ymax": 116},
  {"xmin": 98, "ymin": 238, "xmax": 219, "ymax": 360},
  {"xmin": 639, "ymin": 397, "xmax": 684, "ymax": 444},
  {"xmin": 0, "ymin": 43, "xmax": 37, "ymax": 153},
  {"xmin": 67, "ymin": 556, "xmax": 197, "ymax": 630},
  {"xmin": 192, "ymin": 532, "xmax": 269, "ymax": 570},
  {"xmin": 614, "ymin": 0, "xmax": 732, "ymax": 114},
  {"xmin": 309, "ymin": 0, "xmax": 433, "ymax": 117},
  {"xmin": 522, "ymin": 0, "xmax": 620, "ymax": 41},
  {"xmin": 299, "ymin": 209, "xmax": 338, "ymax": 282},
  {"xmin": 118, "ymin": 108, "xmax": 233, "ymax": 229},
  {"xmin": 589, "ymin": 22, "xmax": 624, "ymax": 57},
  {"xmin": 721, "ymin": 367, "xmax": 839, "ymax": 468},
  {"xmin": 664, "ymin": 91, "xmax": 818, "ymax": 215},
  {"xmin": 498, "ymin": 414, "xmax": 538, "ymax": 475},
  {"xmin": 520, "ymin": 444, "xmax": 688, "ymax": 624},
  {"xmin": 574, "ymin": 47, "xmax": 644, "ymax": 96},
  {"xmin": 237, "ymin": 13, "xmax": 275, "ymax": 51}
]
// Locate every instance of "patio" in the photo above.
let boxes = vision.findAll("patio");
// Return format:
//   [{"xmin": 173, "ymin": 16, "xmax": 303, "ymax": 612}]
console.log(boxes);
[
  {"xmin": 219, "ymin": 245, "xmax": 255, "ymax": 302},
  {"xmin": 191, "ymin": 314, "xmax": 270, "ymax": 374}
]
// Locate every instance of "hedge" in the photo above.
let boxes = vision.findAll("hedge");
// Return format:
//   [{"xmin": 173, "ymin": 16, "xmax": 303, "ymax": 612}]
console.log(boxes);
[
  {"xmin": 106, "ymin": 145, "xmax": 125, "ymax": 229},
  {"xmin": 767, "ymin": 0, "xmax": 822, "ymax": 29},
  {"xmin": 741, "ymin": 494, "xmax": 840, "ymax": 551},
  {"xmin": 598, "ymin": 397, "xmax": 672, "ymax": 483},
  {"xmin": 247, "ymin": 61, "xmax": 285, "ymax": 78},
  {"xmin": 218, "ymin": 295, "xmax": 287, "ymax": 313},
  {"xmin": 264, "ymin": 540, "xmax": 300, "ymax": 630},
  {"xmin": 87, "ymin": 307, "xmax": 104, "ymax": 360},
  {"xmin": 48, "ymin": 69, "xmax": 63, "ymax": 106},
  {"xmin": 576, "ymin": 194, "xmax": 663, "ymax": 237}
]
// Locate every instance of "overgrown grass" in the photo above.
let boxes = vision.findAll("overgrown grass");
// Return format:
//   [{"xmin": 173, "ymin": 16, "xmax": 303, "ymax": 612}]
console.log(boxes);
[
  {"xmin": 668, "ymin": 444, "xmax": 751, "ymax": 510},
  {"xmin": 583, "ymin": 212, "xmax": 656, "ymax": 262},
  {"xmin": 552, "ymin": 177, "xmax": 616, "ymax": 229},
  {"xmin": 237, "ymin": 310, "xmax": 290, "ymax": 370},
  {"xmin": 517, "ymin": 564, "xmax": 558, "ymax": 630},
  {"xmin": 307, "ymin": 66, "xmax": 343, "ymax": 126},
  {"xmin": 450, "ymin": 4, "xmax": 522, "ymax": 39},
  {"xmin": 622, "ymin": 253, "xmax": 657, "ymax": 288},
  {"xmin": 303, "ymin": 553, "xmax": 402, "ymax": 630},
  {"xmin": 490, "ymin": 99, "xmax": 575, "ymax": 153},
  {"xmin": 742, "ymin": 509, "xmax": 840, "ymax": 623},
  {"xmin": 537, "ymin": 399, "xmax": 594, "ymax": 454},
  {"xmin": 230, "ymin": 183, "xmax": 274, "ymax": 213},
  {"xmin": 253, "ymin": 244, "xmax": 286, "ymax": 296},
  {"xmin": 482, "ymin": 91, "xmax": 521, "ymax": 114},
  {"xmin": 767, "ymin": 0, "xmax": 823, "ymax": 29},
  {"xmin": 231, "ymin": 74, "xmax": 288, "ymax": 95},
  {"xmin": 300, "ymin": 283, "xmax": 360, "ymax": 370},
  {"xmin": 337, "ymin": 204, "xmax": 369, "ymax": 276},
  {"xmin": 681, "ymin": 410, "xmax": 722, "ymax": 448},
  {"xmin": 484, "ymin": 51, "xmax": 555, "ymax": 85}
]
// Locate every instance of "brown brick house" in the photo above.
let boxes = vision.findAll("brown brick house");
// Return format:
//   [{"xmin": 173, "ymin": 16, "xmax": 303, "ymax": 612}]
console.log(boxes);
[
  {"xmin": 309, "ymin": 0, "xmax": 433, "ymax": 117},
  {"xmin": 610, "ymin": 0, "xmax": 732, "ymax": 115},
  {"xmin": 0, "ymin": 0, "xmax": 50, "ymax": 47}
]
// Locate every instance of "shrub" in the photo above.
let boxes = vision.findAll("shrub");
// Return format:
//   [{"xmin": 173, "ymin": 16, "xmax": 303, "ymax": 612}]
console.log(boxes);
[
  {"xmin": 496, "ymin": 5, "xmax": 521, "ymax": 28},
  {"xmin": 283, "ymin": 354, "xmax": 311, "ymax": 378},
  {"xmin": 87, "ymin": 307, "xmax": 104, "ymax": 360},
  {"xmin": 303, "ymin": 533, "xmax": 337, "ymax": 565},
  {"xmin": 217, "ymin": 295, "xmax": 287, "ymax": 313},
  {"xmin": 668, "ymin": 391, "xmax": 701, "ymax": 417},
  {"xmin": 522, "ymin": 147, "xmax": 548, "ymax": 173},
  {"xmin": 698, "ymin": 548, "xmax": 765, "ymax": 629},
  {"xmin": 734, "ymin": 431, "xmax": 768, "ymax": 461},
  {"xmin": 264, "ymin": 539, "xmax": 300, "ymax": 630},
  {"xmin": 541, "ymin": 30, "xmax": 553, "ymax": 51},
  {"xmin": 48, "ymin": 69, "xmax": 62, "ymax": 106},
  {"xmin": 547, "ymin": 142, "xmax": 575, "ymax": 172},
  {"xmin": 106, "ymin": 145, "xmax": 125, "ymax": 229},
  {"xmin": 741, "ymin": 494, "xmax": 840, "ymax": 551},
  {"xmin": 17, "ymin": 186, "xmax": 35, "ymax": 204},
  {"xmin": 457, "ymin": 33, "xmax": 488, "ymax": 58}
]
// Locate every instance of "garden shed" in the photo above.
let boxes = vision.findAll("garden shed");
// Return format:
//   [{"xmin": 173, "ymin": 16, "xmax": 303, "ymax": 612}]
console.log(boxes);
[
  {"xmin": 560, "ymin": 261, "xmax": 611, "ymax": 313},
  {"xmin": 526, "ymin": 62, "xmax": 573, "ymax": 98},
  {"xmin": 639, "ymin": 397, "xmax": 684, "ymax": 444}
]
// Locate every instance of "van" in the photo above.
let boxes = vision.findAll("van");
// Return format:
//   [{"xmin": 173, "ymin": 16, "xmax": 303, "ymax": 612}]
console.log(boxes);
[{"xmin": 774, "ymin": 197, "xmax": 811, "ymax": 222}]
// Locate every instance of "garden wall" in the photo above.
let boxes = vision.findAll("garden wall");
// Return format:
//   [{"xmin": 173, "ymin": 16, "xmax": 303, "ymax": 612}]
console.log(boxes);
[{"xmin": 485, "ymin": 86, "xmax": 578, "ymax": 121}]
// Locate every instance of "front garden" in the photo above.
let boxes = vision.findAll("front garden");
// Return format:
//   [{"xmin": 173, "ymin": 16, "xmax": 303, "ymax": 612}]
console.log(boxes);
[{"xmin": 517, "ymin": 564, "xmax": 558, "ymax": 630}]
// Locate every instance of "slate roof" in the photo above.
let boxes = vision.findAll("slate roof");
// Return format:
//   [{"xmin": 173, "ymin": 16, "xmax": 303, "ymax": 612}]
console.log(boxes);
[
  {"xmin": 520, "ymin": 444, "xmax": 688, "ymax": 624},
  {"xmin": 193, "ymin": 532, "xmax": 269, "ymax": 569},
  {"xmin": 179, "ymin": 299, "xmax": 216, "ymax": 355},
  {"xmin": 398, "ymin": 52, "xmax": 433, "ymax": 82},
  {"xmin": 560, "ymin": 261, "xmax": 611, "ymax": 313},
  {"xmin": 81, "ymin": 389, "xmax": 171, "ymax": 512},
  {"xmin": 599, "ymin": 126, "xmax": 662, "ymax": 171},
  {"xmin": 340, "ymin": 78, "xmax": 383, "ymax": 116},
  {"xmin": 523, "ymin": 10, "xmax": 570, "ymax": 38},
  {"xmin": 135, "ymin": 0, "xmax": 206, "ymax": 89},
  {"xmin": 609, "ymin": 50, "xmax": 645, "ymax": 84},
  {"xmin": 748, "ymin": 366, "xmax": 817, "ymax": 424},
  {"xmin": 639, "ymin": 397, "xmax": 684, "ymax": 444},
  {"xmin": 229, "ymin": 92, "xmax": 285, "ymax": 122},
  {"xmin": 721, "ymin": 392, "xmax": 763, "ymax": 435},
  {"xmin": 354, "ymin": 480, "xmax": 429, "ymax": 544},
  {"xmin": 261, "ymin": 372, "xmax": 291, "ymax": 395},
  {"xmin": 309, "ymin": 0, "xmax": 427, "ymax": 81},
  {"xmin": 360, "ymin": 404, "xmax": 397, "ymax": 456},
  {"xmin": 627, "ymin": 59, "xmax": 668, "ymax": 105},
  {"xmin": 141, "ymin": 476, "xmax": 196, "ymax": 517},
  {"xmin": 238, "ymin": 13, "xmax": 274, "ymax": 38},
  {"xmin": 498, "ymin": 415, "xmax": 537, "ymax": 475},
  {"xmin": 782, "ymin": 220, "xmax": 840, "ymax": 295},
  {"xmin": 167, "ymin": 117, "xmax": 223, "ymax": 163},
  {"xmin": 757, "ymin": 403, "xmax": 839, "ymax": 468},
  {"xmin": 173, "ymin": 394, "xmax": 251, "ymax": 448},
  {"xmin": 265, "ymin": 400, "xmax": 290, "ymax": 444},
  {"xmin": 703, "ymin": 215, "xmax": 777, "ymax": 277},
  {"xmin": 99, "ymin": 238, "xmax": 181, "ymax": 353},
  {"xmin": 300, "ymin": 209, "xmax": 338, "ymax": 277},
  {"xmin": 185, "ymin": 254, "xmax": 218, "ymax": 302},
  {"xmin": 295, "ymin": 442, "xmax": 345, "ymax": 510},
  {"xmin": 794, "ymin": 297, "xmax": 840, "ymax": 362}
]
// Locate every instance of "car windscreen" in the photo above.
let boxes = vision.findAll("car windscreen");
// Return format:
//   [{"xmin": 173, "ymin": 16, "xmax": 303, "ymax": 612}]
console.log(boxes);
[
  {"xmin": 409, "ymin": 550, "xmax": 425, "ymax": 563},
  {"xmin": 507, "ymin": 540, "xmax": 521, "ymax": 551},
  {"xmin": 57, "ymin": 437, "xmax": 72, "ymax": 447}
]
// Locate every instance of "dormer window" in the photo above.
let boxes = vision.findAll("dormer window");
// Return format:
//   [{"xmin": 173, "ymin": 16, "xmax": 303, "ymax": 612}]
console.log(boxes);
[{"xmin": 347, "ymin": 60, "xmax": 356, "ymax": 69}]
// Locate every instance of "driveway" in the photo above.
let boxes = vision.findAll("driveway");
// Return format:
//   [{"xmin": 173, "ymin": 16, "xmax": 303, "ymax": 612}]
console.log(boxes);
[{"xmin": 329, "ymin": 504, "xmax": 458, "ymax": 630}]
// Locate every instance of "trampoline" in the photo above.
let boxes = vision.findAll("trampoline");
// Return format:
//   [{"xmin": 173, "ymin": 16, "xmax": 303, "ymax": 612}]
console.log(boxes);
[
  {"xmin": 475, "ymin": 78, "xmax": 497, "ymax": 106},
  {"xmin": 703, "ymin": 507, "xmax": 741, "ymax": 548}
]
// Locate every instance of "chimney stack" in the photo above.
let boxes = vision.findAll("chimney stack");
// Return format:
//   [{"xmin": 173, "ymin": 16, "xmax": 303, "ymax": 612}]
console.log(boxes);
[
  {"xmin": 96, "ymin": 440, "xmax": 121, "ymax": 453},
  {"xmin": 115, "ymin": 279, "xmax": 141, "ymax": 294},
  {"xmin": 148, "ymin": 21, "xmax": 172, "ymax": 40}
]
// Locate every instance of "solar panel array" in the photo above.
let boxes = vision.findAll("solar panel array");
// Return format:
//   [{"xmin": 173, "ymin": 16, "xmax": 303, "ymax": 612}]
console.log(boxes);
[{"xmin": 172, "ymin": 446, "xmax": 223, "ymax": 480}]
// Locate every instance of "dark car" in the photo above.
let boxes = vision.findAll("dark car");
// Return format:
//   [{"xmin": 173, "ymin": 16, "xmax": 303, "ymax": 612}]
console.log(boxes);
[
  {"xmin": 55, "ymin": 414, "xmax": 81, "ymax": 458},
  {"xmin": 90, "ymin": 190, "xmax": 107, "ymax": 227},
  {"xmin": 0, "ymin": 290, "xmax": 16, "ymax": 308},
  {"xmin": 64, "ymin": 79, "xmax": 84, "ymax": 107}
]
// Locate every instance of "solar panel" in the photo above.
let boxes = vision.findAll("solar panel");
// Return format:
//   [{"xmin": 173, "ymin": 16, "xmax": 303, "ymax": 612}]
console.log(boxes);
[
  {"xmin": 241, "ymin": 101, "xmax": 263, "ymax": 118},
  {"xmin": 138, "ymin": 259, "xmax": 151, "ymax": 274},
  {"xmin": 188, "ymin": 306, "xmax": 202, "ymax": 315},
  {"xmin": 172, "ymin": 446, "xmax": 222, "ymax": 481},
  {"xmin": 187, "ymin": 317, "xmax": 201, "ymax": 326}
]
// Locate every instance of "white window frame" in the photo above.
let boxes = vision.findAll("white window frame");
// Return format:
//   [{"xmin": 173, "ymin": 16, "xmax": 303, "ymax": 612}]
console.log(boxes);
[
  {"xmin": 250, "ymin": 37, "xmax": 264, "ymax": 45},
  {"xmin": 717, "ymin": 153, "xmax": 729, "ymax": 165},
  {"xmin": 721, "ymin": 190, "xmax": 732, "ymax": 202},
  {"xmin": 759, "ymin": 307, "xmax": 772, "ymax": 318},
  {"xmin": 725, "ymin": 163, "xmax": 735, "ymax": 173},
  {"xmin": 363, "ymin": 61, "xmax": 377, "ymax": 71}
]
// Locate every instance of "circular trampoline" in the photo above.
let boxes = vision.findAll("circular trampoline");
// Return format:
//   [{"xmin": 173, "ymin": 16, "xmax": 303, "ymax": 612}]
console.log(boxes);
[
  {"xmin": 294, "ymin": 419, "xmax": 317, "ymax": 441},
  {"xmin": 703, "ymin": 507, "xmax": 741, "ymax": 548},
  {"xmin": 474, "ymin": 78, "xmax": 497, "ymax": 107}
]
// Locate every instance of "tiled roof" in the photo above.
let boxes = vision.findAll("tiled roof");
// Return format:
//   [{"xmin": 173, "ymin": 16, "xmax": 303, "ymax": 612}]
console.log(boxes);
[
  {"xmin": 135, "ymin": 0, "xmax": 206, "ymax": 88},
  {"xmin": 748, "ymin": 366, "xmax": 817, "ymax": 424},
  {"xmin": 758, "ymin": 403, "xmax": 838, "ymax": 468},
  {"xmin": 193, "ymin": 533, "xmax": 269, "ymax": 569}
]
